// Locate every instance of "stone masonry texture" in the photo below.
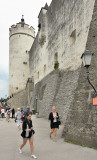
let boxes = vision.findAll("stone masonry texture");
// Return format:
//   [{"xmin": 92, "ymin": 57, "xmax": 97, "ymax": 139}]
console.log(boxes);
[
  {"xmin": 7, "ymin": 89, "xmax": 26, "ymax": 109},
  {"xmin": 30, "ymin": 68, "xmax": 80, "ymax": 124},
  {"xmin": 64, "ymin": 0, "xmax": 97, "ymax": 149},
  {"xmin": 29, "ymin": 0, "xmax": 95, "ymax": 84}
]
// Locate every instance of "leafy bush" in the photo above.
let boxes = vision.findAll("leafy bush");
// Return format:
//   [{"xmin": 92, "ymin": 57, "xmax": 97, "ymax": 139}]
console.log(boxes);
[{"xmin": 54, "ymin": 61, "xmax": 59, "ymax": 70}]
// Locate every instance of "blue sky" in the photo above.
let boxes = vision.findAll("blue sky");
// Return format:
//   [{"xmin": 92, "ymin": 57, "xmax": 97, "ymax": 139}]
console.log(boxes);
[{"xmin": 0, "ymin": 0, "xmax": 52, "ymax": 98}]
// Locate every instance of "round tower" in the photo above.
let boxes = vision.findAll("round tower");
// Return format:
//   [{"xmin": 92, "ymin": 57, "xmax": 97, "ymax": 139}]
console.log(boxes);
[{"xmin": 9, "ymin": 16, "xmax": 35, "ymax": 96}]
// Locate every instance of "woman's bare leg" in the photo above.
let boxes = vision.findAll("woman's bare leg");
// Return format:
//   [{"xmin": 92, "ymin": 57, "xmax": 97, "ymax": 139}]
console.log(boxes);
[
  {"xmin": 29, "ymin": 136, "xmax": 34, "ymax": 155},
  {"xmin": 20, "ymin": 139, "xmax": 27, "ymax": 149},
  {"xmin": 53, "ymin": 128, "xmax": 57, "ymax": 142},
  {"xmin": 50, "ymin": 129, "xmax": 54, "ymax": 138}
]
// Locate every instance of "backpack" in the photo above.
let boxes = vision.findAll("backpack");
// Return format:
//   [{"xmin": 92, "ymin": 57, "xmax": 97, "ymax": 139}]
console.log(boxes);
[
  {"xmin": 21, "ymin": 113, "xmax": 24, "ymax": 118},
  {"xmin": 7, "ymin": 110, "xmax": 10, "ymax": 115}
]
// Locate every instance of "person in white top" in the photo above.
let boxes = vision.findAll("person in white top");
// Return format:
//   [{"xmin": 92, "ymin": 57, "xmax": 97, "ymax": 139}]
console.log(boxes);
[
  {"xmin": 49, "ymin": 106, "xmax": 60, "ymax": 142},
  {"xmin": 16, "ymin": 108, "xmax": 22, "ymax": 130},
  {"xmin": 6, "ymin": 108, "xmax": 11, "ymax": 122},
  {"xmin": 1, "ymin": 108, "xmax": 5, "ymax": 118}
]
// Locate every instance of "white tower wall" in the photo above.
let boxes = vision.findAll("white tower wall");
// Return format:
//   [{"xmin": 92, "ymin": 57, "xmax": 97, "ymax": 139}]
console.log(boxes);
[{"xmin": 9, "ymin": 19, "xmax": 35, "ymax": 95}]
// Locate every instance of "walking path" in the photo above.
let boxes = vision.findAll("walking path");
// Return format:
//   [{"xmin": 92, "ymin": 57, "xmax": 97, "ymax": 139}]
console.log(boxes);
[{"xmin": 0, "ymin": 115, "xmax": 97, "ymax": 160}]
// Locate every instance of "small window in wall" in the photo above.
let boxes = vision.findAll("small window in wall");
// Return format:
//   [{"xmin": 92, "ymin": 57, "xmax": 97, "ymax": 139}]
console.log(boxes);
[
  {"xmin": 44, "ymin": 64, "xmax": 46, "ymax": 73},
  {"xmin": 54, "ymin": 52, "xmax": 58, "ymax": 62},
  {"xmin": 38, "ymin": 71, "xmax": 39, "ymax": 79},
  {"xmin": 38, "ymin": 23, "xmax": 41, "ymax": 31},
  {"xmin": 16, "ymin": 87, "xmax": 18, "ymax": 90},
  {"xmin": 26, "ymin": 50, "xmax": 28, "ymax": 53},
  {"xmin": 70, "ymin": 29, "xmax": 76, "ymax": 44},
  {"xmin": 23, "ymin": 62, "xmax": 27, "ymax": 64}
]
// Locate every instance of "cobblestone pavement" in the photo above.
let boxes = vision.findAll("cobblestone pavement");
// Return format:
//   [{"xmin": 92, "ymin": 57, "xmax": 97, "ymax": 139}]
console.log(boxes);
[{"xmin": 0, "ymin": 116, "xmax": 97, "ymax": 160}]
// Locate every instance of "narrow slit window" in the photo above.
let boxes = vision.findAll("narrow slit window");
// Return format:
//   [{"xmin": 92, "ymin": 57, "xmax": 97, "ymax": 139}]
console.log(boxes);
[{"xmin": 70, "ymin": 29, "xmax": 76, "ymax": 44}]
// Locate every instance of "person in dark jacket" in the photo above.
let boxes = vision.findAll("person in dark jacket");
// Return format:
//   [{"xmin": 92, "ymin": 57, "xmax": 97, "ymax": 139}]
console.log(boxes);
[
  {"xmin": 19, "ymin": 112, "xmax": 37, "ymax": 159},
  {"xmin": 23, "ymin": 106, "xmax": 32, "ymax": 120},
  {"xmin": 11, "ymin": 108, "xmax": 15, "ymax": 118},
  {"xmin": 49, "ymin": 106, "xmax": 60, "ymax": 142}
]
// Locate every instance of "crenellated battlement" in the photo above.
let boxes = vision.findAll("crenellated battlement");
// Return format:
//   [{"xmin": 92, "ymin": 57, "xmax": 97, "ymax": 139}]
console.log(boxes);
[{"xmin": 9, "ymin": 22, "xmax": 35, "ymax": 38}]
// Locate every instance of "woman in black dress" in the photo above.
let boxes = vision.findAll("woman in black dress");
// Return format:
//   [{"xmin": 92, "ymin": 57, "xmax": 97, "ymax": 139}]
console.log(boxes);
[
  {"xmin": 11, "ymin": 108, "xmax": 15, "ymax": 118},
  {"xmin": 49, "ymin": 106, "xmax": 60, "ymax": 142},
  {"xmin": 19, "ymin": 112, "xmax": 37, "ymax": 159}
]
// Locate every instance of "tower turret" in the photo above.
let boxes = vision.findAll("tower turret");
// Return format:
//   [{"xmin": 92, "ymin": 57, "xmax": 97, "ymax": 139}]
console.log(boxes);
[
  {"xmin": 38, "ymin": 3, "xmax": 48, "ymax": 47},
  {"xmin": 9, "ymin": 16, "xmax": 35, "ymax": 95}
]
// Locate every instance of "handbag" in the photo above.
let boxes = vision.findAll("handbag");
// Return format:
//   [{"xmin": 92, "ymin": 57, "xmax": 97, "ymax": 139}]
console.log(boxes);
[
  {"xmin": 58, "ymin": 118, "xmax": 61, "ymax": 125},
  {"xmin": 32, "ymin": 129, "xmax": 35, "ymax": 135}
]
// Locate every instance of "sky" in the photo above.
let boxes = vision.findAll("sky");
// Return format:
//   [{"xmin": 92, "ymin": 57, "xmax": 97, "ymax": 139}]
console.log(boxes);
[{"xmin": 0, "ymin": 0, "xmax": 52, "ymax": 99}]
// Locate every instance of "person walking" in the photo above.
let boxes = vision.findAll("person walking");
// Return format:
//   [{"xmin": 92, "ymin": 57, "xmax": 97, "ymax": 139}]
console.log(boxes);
[
  {"xmin": 21, "ymin": 108, "xmax": 25, "ymax": 122},
  {"xmin": 19, "ymin": 112, "xmax": 37, "ymax": 159},
  {"xmin": 23, "ymin": 106, "xmax": 32, "ymax": 119},
  {"xmin": 6, "ymin": 107, "xmax": 11, "ymax": 122},
  {"xmin": 49, "ymin": 106, "xmax": 60, "ymax": 142},
  {"xmin": 11, "ymin": 108, "xmax": 15, "ymax": 118},
  {"xmin": 1, "ymin": 107, "xmax": 5, "ymax": 118},
  {"xmin": 5, "ymin": 106, "xmax": 8, "ymax": 120},
  {"xmin": 16, "ymin": 108, "xmax": 22, "ymax": 130}
]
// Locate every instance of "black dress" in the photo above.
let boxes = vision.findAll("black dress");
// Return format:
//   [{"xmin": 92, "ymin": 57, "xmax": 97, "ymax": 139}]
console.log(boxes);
[
  {"xmin": 49, "ymin": 112, "xmax": 59, "ymax": 129},
  {"xmin": 21, "ymin": 119, "xmax": 33, "ymax": 138}
]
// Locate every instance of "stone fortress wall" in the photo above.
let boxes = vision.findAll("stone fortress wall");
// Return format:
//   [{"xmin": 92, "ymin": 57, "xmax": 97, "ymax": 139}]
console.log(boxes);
[
  {"xmin": 29, "ymin": 0, "xmax": 95, "ymax": 84},
  {"xmin": 64, "ymin": 0, "xmax": 97, "ymax": 148},
  {"xmin": 29, "ymin": 0, "xmax": 97, "ymax": 148},
  {"xmin": 7, "ymin": 89, "xmax": 26, "ymax": 108},
  {"xmin": 8, "ymin": 0, "xmax": 97, "ymax": 148},
  {"xmin": 9, "ymin": 17, "xmax": 35, "ymax": 95}
]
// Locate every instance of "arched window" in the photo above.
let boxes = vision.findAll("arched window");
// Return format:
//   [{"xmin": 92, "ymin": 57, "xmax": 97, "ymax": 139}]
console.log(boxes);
[
  {"xmin": 44, "ymin": 64, "xmax": 46, "ymax": 73},
  {"xmin": 54, "ymin": 52, "xmax": 58, "ymax": 62}
]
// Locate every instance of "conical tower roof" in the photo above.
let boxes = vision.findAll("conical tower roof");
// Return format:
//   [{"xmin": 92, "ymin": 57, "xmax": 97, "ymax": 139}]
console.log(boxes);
[{"xmin": 44, "ymin": 3, "xmax": 48, "ymax": 10}]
